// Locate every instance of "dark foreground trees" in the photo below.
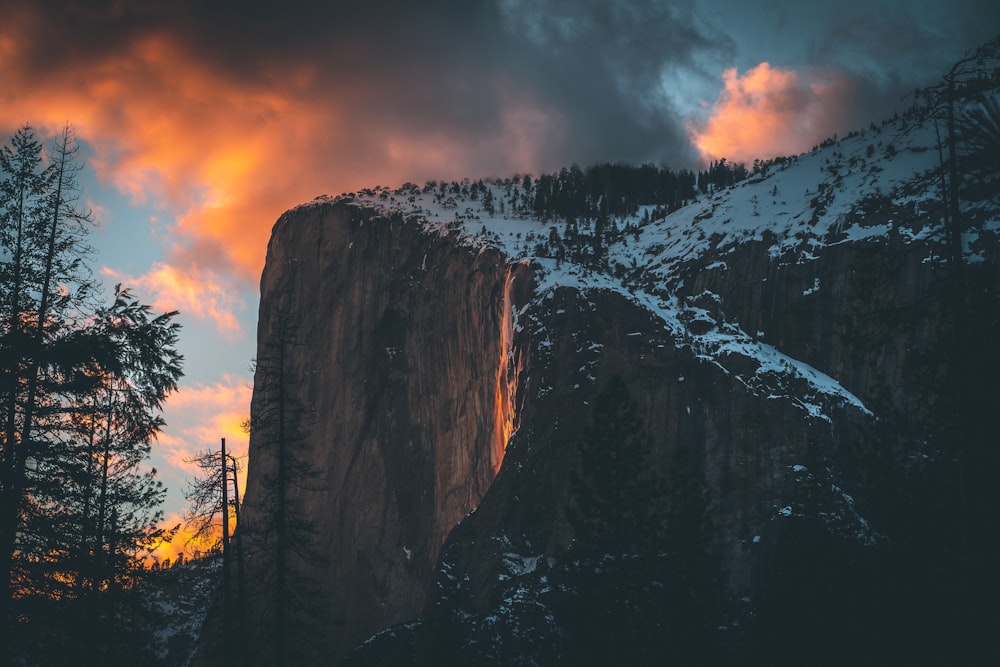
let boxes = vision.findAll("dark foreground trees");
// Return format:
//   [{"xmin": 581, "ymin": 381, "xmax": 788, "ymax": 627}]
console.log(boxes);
[
  {"xmin": 185, "ymin": 438, "xmax": 248, "ymax": 667},
  {"xmin": 244, "ymin": 317, "xmax": 327, "ymax": 667},
  {"xmin": 0, "ymin": 125, "xmax": 183, "ymax": 664}
]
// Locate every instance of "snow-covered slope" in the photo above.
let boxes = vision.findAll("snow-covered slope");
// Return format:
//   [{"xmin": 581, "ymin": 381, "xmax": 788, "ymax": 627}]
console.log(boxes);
[
  {"xmin": 236, "ymin": 84, "xmax": 1000, "ymax": 666},
  {"xmin": 298, "ymin": 102, "xmax": 996, "ymax": 427}
]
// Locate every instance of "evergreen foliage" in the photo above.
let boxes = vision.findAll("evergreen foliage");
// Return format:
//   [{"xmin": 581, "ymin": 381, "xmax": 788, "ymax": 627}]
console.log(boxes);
[
  {"xmin": 245, "ymin": 317, "xmax": 327, "ymax": 666},
  {"xmin": 0, "ymin": 125, "xmax": 183, "ymax": 664},
  {"xmin": 528, "ymin": 163, "xmax": 698, "ymax": 222},
  {"xmin": 421, "ymin": 161, "xmax": 749, "ymax": 273}
]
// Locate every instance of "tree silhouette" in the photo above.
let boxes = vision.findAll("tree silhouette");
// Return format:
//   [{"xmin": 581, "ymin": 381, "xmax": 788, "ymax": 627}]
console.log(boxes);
[
  {"xmin": 557, "ymin": 377, "xmax": 710, "ymax": 664},
  {"xmin": 0, "ymin": 126, "xmax": 183, "ymax": 663},
  {"xmin": 917, "ymin": 36, "xmax": 1000, "ymax": 297},
  {"xmin": 959, "ymin": 92, "xmax": 1000, "ymax": 196},
  {"xmin": 916, "ymin": 35, "xmax": 1000, "ymax": 558},
  {"xmin": 1, "ymin": 124, "xmax": 101, "ymax": 628},
  {"xmin": 244, "ymin": 317, "xmax": 327, "ymax": 666},
  {"xmin": 184, "ymin": 439, "xmax": 248, "ymax": 667}
]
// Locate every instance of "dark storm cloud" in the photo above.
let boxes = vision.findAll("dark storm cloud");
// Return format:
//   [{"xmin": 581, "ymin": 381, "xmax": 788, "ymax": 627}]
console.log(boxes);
[
  {"xmin": 3, "ymin": 0, "xmax": 736, "ymax": 171},
  {"xmin": 192, "ymin": 0, "xmax": 734, "ymax": 168},
  {"xmin": 802, "ymin": 0, "xmax": 1000, "ymax": 125},
  {"xmin": 2, "ymin": 0, "xmax": 996, "ymax": 291},
  {"xmin": 489, "ymin": 0, "xmax": 735, "ymax": 163},
  {"xmin": 5, "ymin": 0, "xmax": 998, "ymax": 175}
]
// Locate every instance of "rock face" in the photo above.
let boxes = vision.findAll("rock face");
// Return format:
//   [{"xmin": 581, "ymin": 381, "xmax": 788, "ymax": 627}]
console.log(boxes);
[
  {"xmin": 343, "ymin": 244, "xmax": 997, "ymax": 667},
  {"xmin": 231, "ymin": 100, "xmax": 999, "ymax": 666},
  {"xmin": 238, "ymin": 204, "xmax": 527, "ymax": 663}
]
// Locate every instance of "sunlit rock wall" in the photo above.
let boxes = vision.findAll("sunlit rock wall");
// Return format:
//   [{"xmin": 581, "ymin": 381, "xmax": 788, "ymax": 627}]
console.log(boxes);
[
  {"xmin": 223, "ymin": 194, "xmax": 998, "ymax": 667},
  {"xmin": 238, "ymin": 201, "xmax": 524, "ymax": 663},
  {"xmin": 342, "ymin": 233, "xmax": 1000, "ymax": 666}
]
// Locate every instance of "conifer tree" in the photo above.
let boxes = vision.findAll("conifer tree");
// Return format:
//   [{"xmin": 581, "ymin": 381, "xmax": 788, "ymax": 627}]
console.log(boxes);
[
  {"xmin": 244, "ymin": 317, "xmax": 326, "ymax": 666},
  {"xmin": 1, "ymin": 124, "xmax": 101, "ymax": 628},
  {"xmin": 0, "ymin": 126, "xmax": 183, "ymax": 661},
  {"xmin": 568, "ymin": 377, "xmax": 665, "ymax": 552}
]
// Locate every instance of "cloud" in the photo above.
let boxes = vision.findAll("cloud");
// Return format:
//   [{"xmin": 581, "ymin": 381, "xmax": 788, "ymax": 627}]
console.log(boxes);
[
  {"xmin": 138, "ymin": 373, "xmax": 251, "ymax": 564},
  {"xmin": 154, "ymin": 374, "xmax": 251, "ymax": 484},
  {"xmin": 0, "ymin": 1, "xmax": 730, "ymax": 296},
  {"xmin": 13, "ymin": 0, "xmax": 987, "ymax": 308},
  {"xmin": 688, "ymin": 62, "xmax": 855, "ymax": 164},
  {"xmin": 101, "ymin": 262, "xmax": 245, "ymax": 336},
  {"xmin": 0, "ymin": 28, "xmax": 325, "ymax": 283}
]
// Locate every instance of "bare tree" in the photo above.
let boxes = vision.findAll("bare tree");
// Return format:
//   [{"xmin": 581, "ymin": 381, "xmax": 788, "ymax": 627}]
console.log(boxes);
[
  {"xmin": 914, "ymin": 35, "xmax": 1000, "ymax": 560},
  {"xmin": 919, "ymin": 36, "xmax": 1000, "ymax": 300},
  {"xmin": 184, "ymin": 439, "xmax": 249, "ymax": 667}
]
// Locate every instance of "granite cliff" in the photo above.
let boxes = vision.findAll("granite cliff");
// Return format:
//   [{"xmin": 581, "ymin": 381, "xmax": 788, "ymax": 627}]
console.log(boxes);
[
  {"xmin": 231, "ymin": 203, "xmax": 531, "ymax": 662},
  {"xmin": 225, "ymin": 91, "xmax": 999, "ymax": 665}
]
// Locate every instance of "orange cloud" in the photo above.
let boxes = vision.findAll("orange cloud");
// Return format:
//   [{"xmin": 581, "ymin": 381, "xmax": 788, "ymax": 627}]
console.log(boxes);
[
  {"xmin": 101, "ymin": 263, "xmax": 244, "ymax": 337},
  {"xmin": 0, "ymin": 25, "xmax": 562, "ymax": 337},
  {"xmin": 0, "ymin": 31, "xmax": 309, "ymax": 336},
  {"xmin": 146, "ymin": 374, "xmax": 252, "ymax": 567},
  {"xmin": 156, "ymin": 374, "xmax": 251, "ymax": 472},
  {"xmin": 689, "ymin": 62, "xmax": 855, "ymax": 164}
]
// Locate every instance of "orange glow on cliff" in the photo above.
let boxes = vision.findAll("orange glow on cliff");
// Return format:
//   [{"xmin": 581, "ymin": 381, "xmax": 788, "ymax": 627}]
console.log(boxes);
[
  {"xmin": 689, "ymin": 62, "xmax": 855, "ymax": 164},
  {"xmin": 493, "ymin": 264, "xmax": 525, "ymax": 473}
]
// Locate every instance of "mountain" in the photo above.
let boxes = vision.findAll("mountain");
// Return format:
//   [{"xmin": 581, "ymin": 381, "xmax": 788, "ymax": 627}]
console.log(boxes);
[{"xmin": 216, "ymin": 80, "xmax": 999, "ymax": 666}]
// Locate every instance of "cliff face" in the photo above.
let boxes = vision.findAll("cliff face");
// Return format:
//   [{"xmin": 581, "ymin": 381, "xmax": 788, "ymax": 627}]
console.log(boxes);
[
  {"xmin": 234, "ymin": 98, "xmax": 1000, "ymax": 666},
  {"xmin": 239, "ymin": 203, "xmax": 526, "ymax": 662},
  {"xmin": 339, "ymin": 240, "xmax": 995, "ymax": 667}
]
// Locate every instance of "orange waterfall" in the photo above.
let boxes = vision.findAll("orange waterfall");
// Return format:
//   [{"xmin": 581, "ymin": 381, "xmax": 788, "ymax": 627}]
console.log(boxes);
[{"xmin": 492, "ymin": 263, "xmax": 525, "ymax": 473}]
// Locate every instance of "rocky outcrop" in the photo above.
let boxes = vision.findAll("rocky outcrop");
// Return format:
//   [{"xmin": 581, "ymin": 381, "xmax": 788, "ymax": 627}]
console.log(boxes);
[
  {"xmin": 237, "ymin": 202, "xmax": 528, "ymax": 663},
  {"xmin": 340, "ymin": 227, "xmax": 998, "ymax": 666},
  {"xmin": 230, "ymin": 128, "xmax": 999, "ymax": 664}
]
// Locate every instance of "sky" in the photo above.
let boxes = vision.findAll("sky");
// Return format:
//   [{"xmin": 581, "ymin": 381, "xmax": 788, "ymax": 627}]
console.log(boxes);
[{"xmin": 1, "ymin": 0, "xmax": 997, "ymax": 558}]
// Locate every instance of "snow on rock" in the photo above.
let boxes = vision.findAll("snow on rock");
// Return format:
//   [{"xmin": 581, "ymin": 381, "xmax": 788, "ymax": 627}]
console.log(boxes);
[{"xmin": 291, "ymin": 106, "xmax": 984, "ymax": 426}]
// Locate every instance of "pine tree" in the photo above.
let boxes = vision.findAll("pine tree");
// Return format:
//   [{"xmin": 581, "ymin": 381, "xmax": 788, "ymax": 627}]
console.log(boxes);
[
  {"xmin": 917, "ymin": 36, "xmax": 1000, "ymax": 561},
  {"xmin": 84, "ymin": 286, "xmax": 181, "ymax": 591},
  {"xmin": 244, "ymin": 317, "xmax": 326, "ymax": 666},
  {"xmin": 1, "ymin": 124, "xmax": 101, "ymax": 630},
  {"xmin": 0, "ymin": 126, "xmax": 183, "ymax": 662},
  {"xmin": 557, "ymin": 377, "xmax": 708, "ymax": 665}
]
